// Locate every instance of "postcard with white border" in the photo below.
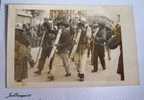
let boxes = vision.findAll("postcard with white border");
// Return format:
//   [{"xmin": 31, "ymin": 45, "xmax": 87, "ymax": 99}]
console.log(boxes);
[{"xmin": 7, "ymin": 5, "xmax": 139, "ymax": 88}]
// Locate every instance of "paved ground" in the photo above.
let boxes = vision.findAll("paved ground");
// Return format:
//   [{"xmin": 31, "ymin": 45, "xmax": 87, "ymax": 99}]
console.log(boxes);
[{"xmin": 24, "ymin": 47, "xmax": 121, "ymax": 83}]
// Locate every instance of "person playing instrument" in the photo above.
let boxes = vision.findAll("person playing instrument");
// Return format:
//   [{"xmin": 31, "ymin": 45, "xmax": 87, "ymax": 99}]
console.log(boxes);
[
  {"xmin": 76, "ymin": 19, "xmax": 91, "ymax": 81},
  {"xmin": 57, "ymin": 22, "xmax": 73, "ymax": 77}
]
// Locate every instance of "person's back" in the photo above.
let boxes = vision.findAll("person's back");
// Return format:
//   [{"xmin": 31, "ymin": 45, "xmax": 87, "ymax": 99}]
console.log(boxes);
[
  {"xmin": 95, "ymin": 26, "xmax": 106, "ymax": 46},
  {"xmin": 58, "ymin": 26, "xmax": 73, "ymax": 53}
]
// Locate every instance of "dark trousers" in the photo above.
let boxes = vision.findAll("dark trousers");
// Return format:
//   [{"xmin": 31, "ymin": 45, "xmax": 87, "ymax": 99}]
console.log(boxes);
[
  {"xmin": 37, "ymin": 47, "xmax": 54, "ymax": 72},
  {"xmin": 93, "ymin": 44, "xmax": 106, "ymax": 71}
]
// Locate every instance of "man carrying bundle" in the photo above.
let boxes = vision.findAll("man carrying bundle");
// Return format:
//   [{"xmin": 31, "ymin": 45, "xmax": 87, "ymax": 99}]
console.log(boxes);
[
  {"xmin": 76, "ymin": 19, "xmax": 91, "ymax": 81},
  {"xmin": 57, "ymin": 22, "xmax": 73, "ymax": 77},
  {"xmin": 34, "ymin": 18, "xmax": 57, "ymax": 75}
]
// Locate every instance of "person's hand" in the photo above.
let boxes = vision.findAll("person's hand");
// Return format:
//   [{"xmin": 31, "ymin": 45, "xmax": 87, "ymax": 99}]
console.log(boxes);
[{"xmin": 54, "ymin": 43, "xmax": 59, "ymax": 47}]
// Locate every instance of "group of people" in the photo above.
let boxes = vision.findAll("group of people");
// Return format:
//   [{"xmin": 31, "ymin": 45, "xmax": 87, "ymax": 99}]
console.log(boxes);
[{"xmin": 15, "ymin": 14, "xmax": 124, "ymax": 84}]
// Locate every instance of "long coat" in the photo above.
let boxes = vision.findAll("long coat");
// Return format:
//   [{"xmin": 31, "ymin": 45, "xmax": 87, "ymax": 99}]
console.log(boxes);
[
  {"xmin": 15, "ymin": 29, "xmax": 30, "ymax": 81},
  {"xmin": 114, "ymin": 24, "xmax": 124, "ymax": 80}
]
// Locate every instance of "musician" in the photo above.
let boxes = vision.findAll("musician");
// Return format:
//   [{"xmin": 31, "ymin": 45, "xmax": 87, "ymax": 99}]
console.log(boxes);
[
  {"xmin": 57, "ymin": 22, "xmax": 73, "ymax": 77},
  {"xmin": 34, "ymin": 18, "xmax": 57, "ymax": 75},
  {"xmin": 76, "ymin": 20, "xmax": 91, "ymax": 81}
]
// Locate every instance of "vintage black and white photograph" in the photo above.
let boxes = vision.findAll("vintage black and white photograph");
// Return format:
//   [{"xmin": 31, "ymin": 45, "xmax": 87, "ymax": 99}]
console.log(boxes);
[{"xmin": 7, "ymin": 5, "xmax": 139, "ymax": 88}]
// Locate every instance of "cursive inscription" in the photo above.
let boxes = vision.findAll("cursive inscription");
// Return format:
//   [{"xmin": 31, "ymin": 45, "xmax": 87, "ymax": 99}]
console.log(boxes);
[{"xmin": 5, "ymin": 92, "xmax": 32, "ymax": 99}]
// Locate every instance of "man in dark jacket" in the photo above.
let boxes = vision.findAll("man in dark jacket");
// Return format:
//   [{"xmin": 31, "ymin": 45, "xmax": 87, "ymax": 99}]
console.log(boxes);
[{"xmin": 92, "ymin": 24, "xmax": 106, "ymax": 72}]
